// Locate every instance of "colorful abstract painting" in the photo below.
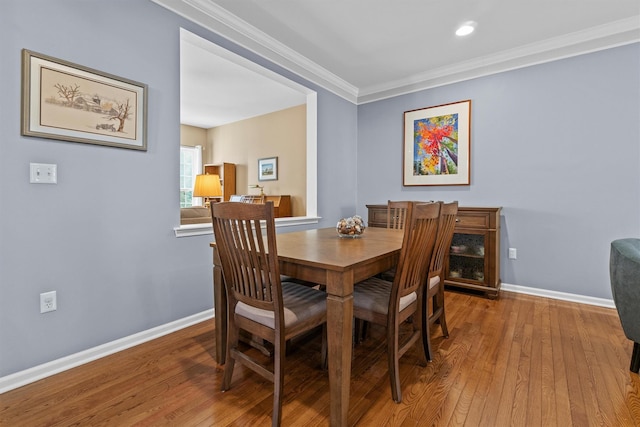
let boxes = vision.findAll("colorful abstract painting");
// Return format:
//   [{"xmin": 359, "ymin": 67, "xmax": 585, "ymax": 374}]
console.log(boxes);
[
  {"xmin": 403, "ymin": 100, "xmax": 471, "ymax": 186},
  {"xmin": 413, "ymin": 113, "xmax": 459, "ymax": 176}
]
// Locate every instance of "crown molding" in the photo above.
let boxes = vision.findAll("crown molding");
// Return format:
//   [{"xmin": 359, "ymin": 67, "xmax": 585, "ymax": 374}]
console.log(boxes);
[
  {"xmin": 358, "ymin": 16, "xmax": 640, "ymax": 104},
  {"xmin": 153, "ymin": 0, "xmax": 358, "ymax": 103},
  {"xmin": 154, "ymin": 0, "xmax": 639, "ymax": 105}
]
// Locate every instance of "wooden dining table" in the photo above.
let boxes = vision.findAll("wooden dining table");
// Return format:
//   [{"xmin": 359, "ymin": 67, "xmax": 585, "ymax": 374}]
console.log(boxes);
[{"xmin": 211, "ymin": 226, "xmax": 404, "ymax": 426}]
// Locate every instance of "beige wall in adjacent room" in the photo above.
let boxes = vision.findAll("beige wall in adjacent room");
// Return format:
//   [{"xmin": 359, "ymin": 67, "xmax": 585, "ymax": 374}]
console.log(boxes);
[
  {"xmin": 206, "ymin": 104, "xmax": 307, "ymax": 217},
  {"xmin": 180, "ymin": 125, "xmax": 207, "ymax": 148}
]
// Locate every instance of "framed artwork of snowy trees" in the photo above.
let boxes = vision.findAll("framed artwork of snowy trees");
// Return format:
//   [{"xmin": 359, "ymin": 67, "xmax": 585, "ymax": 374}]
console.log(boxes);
[{"xmin": 21, "ymin": 49, "xmax": 147, "ymax": 151}]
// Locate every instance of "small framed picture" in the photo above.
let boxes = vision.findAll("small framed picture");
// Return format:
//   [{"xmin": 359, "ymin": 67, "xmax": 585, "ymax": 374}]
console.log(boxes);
[
  {"xmin": 258, "ymin": 157, "xmax": 278, "ymax": 181},
  {"xmin": 21, "ymin": 49, "xmax": 147, "ymax": 151}
]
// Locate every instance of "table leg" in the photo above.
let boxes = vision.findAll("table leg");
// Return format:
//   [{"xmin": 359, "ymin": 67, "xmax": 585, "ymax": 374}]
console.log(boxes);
[{"xmin": 326, "ymin": 270, "xmax": 354, "ymax": 427}]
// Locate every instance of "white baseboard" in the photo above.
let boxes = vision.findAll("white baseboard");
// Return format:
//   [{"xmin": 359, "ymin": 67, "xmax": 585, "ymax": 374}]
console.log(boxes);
[
  {"xmin": 501, "ymin": 283, "xmax": 615, "ymax": 308},
  {"xmin": 0, "ymin": 284, "xmax": 615, "ymax": 395},
  {"xmin": 0, "ymin": 309, "xmax": 214, "ymax": 395}
]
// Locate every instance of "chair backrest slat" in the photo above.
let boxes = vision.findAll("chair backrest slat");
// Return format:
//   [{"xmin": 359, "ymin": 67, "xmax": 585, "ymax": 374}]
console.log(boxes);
[
  {"xmin": 392, "ymin": 202, "xmax": 440, "ymax": 303},
  {"xmin": 429, "ymin": 201, "xmax": 459, "ymax": 280},
  {"xmin": 387, "ymin": 200, "xmax": 411, "ymax": 230},
  {"xmin": 212, "ymin": 202, "xmax": 283, "ymax": 316}
]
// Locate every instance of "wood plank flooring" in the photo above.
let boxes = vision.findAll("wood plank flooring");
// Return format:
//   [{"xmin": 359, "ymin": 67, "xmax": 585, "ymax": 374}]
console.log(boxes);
[{"xmin": 1, "ymin": 290, "xmax": 639, "ymax": 426}]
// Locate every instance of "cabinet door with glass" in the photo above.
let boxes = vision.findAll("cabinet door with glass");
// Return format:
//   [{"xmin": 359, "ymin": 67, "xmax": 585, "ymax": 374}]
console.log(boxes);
[{"xmin": 445, "ymin": 207, "xmax": 501, "ymax": 298}]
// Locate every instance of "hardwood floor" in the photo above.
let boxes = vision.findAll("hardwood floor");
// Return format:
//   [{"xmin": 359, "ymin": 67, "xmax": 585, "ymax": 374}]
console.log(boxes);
[{"xmin": 2, "ymin": 290, "xmax": 639, "ymax": 426}]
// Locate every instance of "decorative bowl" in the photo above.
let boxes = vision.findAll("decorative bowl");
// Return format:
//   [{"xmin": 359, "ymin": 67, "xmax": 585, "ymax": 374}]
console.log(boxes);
[{"xmin": 337, "ymin": 215, "xmax": 366, "ymax": 238}]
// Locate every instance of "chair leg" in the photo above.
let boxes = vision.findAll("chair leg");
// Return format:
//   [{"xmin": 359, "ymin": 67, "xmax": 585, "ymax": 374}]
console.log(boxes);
[
  {"xmin": 272, "ymin": 337, "xmax": 285, "ymax": 427},
  {"xmin": 354, "ymin": 319, "xmax": 369, "ymax": 343},
  {"xmin": 439, "ymin": 312, "xmax": 449, "ymax": 338},
  {"xmin": 421, "ymin": 295, "xmax": 434, "ymax": 362},
  {"xmin": 361, "ymin": 321, "xmax": 369, "ymax": 341},
  {"xmin": 422, "ymin": 317, "xmax": 434, "ymax": 362},
  {"xmin": 387, "ymin": 324, "xmax": 402, "ymax": 403},
  {"xmin": 353, "ymin": 318, "xmax": 370, "ymax": 344},
  {"xmin": 321, "ymin": 324, "xmax": 328, "ymax": 370},
  {"xmin": 221, "ymin": 325, "xmax": 238, "ymax": 391},
  {"xmin": 437, "ymin": 290, "xmax": 449, "ymax": 338},
  {"xmin": 631, "ymin": 342, "xmax": 640, "ymax": 374}
]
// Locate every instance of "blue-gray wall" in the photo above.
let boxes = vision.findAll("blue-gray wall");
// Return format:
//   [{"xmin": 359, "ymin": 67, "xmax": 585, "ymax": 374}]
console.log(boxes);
[
  {"xmin": 357, "ymin": 43, "xmax": 640, "ymax": 298},
  {"xmin": 1, "ymin": 0, "xmax": 638, "ymax": 379},
  {"xmin": 0, "ymin": 0, "xmax": 356, "ymax": 377}
]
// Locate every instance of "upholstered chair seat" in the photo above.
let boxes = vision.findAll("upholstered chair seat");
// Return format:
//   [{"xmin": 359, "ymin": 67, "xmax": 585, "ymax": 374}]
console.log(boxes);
[
  {"xmin": 236, "ymin": 282, "xmax": 327, "ymax": 329},
  {"xmin": 353, "ymin": 277, "xmax": 417, "ymax": 314}
]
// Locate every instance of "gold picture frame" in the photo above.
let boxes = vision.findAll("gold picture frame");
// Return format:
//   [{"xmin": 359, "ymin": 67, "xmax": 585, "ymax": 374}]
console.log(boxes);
[{"xmin": 21, "ymin": 49, "xmax": 147, "ymax": 151}]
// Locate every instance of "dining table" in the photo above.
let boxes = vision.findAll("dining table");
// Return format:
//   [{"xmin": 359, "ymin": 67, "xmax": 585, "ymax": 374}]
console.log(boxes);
[{"xmin": 211, "ymin": 226, "xmax": 404, "ymax": 426}]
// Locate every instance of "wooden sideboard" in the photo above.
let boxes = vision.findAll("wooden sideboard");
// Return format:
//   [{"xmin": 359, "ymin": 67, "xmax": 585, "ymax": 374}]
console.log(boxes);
[
  {"xmin": 234, "ymin": 195, "xmax": 292, "ymax": 218},
  {"xmin": 366, "ymin": 204, "xmax": 501, "ymax": 298}
]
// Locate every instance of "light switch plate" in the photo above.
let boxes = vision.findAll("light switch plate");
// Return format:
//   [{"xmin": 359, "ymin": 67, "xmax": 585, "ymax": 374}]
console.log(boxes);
[{"xmin": 30, "ymin": 163, "xmax": 57, "ymax": 184}]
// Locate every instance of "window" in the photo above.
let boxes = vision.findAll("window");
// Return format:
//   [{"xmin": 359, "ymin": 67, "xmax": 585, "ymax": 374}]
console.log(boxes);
[{"xmin": 179, "ymin": 145, "xmax": 202, "ymax": 207}]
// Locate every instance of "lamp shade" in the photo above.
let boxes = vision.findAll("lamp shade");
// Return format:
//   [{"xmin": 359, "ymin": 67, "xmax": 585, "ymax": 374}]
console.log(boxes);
[{"xmin": 193, "ymin": 174, "xmax": 222, "ymax": 198}]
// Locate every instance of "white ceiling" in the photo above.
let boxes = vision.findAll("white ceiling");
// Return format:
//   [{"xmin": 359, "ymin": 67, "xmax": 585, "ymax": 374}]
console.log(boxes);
[
  {"xmin": 180, "ymin": 30, "xmax": 308, "ymax": 128},
  {"xmin": 164, "ymin": 0, "xmax": 640, "ymax": 129}
]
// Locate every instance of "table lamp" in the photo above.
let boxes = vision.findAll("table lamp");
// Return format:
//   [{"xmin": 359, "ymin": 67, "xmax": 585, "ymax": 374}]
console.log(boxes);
[
  {"xmin": 193, "ymin": 174, "xmax": 222, "ymax": 207},
  {"xmin": 249, "ymin": 184, "xmax": 265, "ymax": 203},
  {"xmin": 249, "ymin": 184, "xmax": 264, "ymax": 196}
]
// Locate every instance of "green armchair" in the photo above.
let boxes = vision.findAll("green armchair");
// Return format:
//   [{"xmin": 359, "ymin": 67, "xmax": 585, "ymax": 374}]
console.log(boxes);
[{"xmin": 610, "ymin": 238, "xmax": 640, "ymax": 373}]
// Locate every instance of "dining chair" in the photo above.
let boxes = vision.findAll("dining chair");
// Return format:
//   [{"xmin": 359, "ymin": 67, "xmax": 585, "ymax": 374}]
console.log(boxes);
[
  {"xmin": 211, "ymin": 201, "xmax": 327, "ymax": 426},
  {"xmin": 359, "ymin": 200, "xmax": 432, "ymax": 342},
  {"xmin": 387, "ymin": 200, "xmax": 411, "ymax": 230},
  {"xmin": 352, "ymin": 201, "xmax": 440, "ymax": 403},
  {"xmin": 378, "ymin": 201, "xmax": 412, "ymax": 283},
  {"xmin": 422, "ymin": 201, "xmax": 459, "ymax": 361},
  {"xmin": 355, "ymin": 200, "xmax": 412, "ymax": 342}
]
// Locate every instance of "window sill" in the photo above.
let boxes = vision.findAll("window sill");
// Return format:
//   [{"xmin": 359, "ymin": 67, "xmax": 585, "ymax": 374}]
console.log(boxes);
[{"xmin": 173, "ymin": 216, "xmax": 321, "ymax": 238}]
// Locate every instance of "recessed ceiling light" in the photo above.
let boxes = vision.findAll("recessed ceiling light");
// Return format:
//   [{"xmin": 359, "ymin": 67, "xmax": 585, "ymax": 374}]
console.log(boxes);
[{"xmin": 456, "ymin": 21, "xmax": 477, "ymax": 37}]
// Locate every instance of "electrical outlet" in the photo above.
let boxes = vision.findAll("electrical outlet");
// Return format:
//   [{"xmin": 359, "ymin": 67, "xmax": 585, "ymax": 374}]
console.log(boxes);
[
  {"xmin": 40, "ymin": 291, "xmax": 57, "ymax": 313},
  {"xmin": 508, "ymin": 248, "xmax": 517, "ymax": 259}
]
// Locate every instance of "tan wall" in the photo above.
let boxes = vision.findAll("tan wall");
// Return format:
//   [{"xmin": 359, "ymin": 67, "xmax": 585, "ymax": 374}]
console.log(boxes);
[
  {"xmin": 206, "ymin": 105, "xmax": 306, "ymax": 217},
  {"xmin": 180, "ymin": 125, "xmax": 207, "ymax": 147}
]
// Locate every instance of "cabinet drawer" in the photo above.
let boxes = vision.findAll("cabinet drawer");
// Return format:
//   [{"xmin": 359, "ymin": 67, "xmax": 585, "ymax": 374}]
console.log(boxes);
[
  {"xmin": 366, "ymin": 205, "xmax": 388, "ymax": 228},
  {"xmin": 456, "ymin": 212, "xmax": 491, "ymax": 229}
]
